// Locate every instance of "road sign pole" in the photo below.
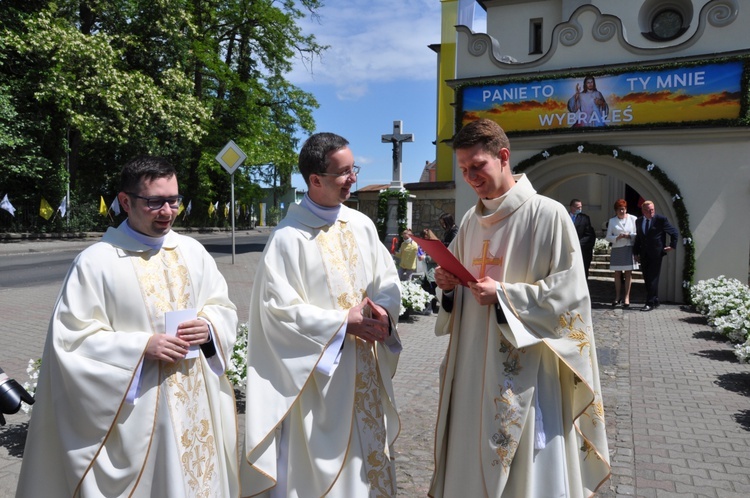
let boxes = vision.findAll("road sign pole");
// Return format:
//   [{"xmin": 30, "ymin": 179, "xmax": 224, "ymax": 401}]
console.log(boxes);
[
  {"xmin": 215, "ymin": 140, "xmax": 247, "ymax": 266},
  {"xmin": 231, "ymin": 173, "xmax": 235, "ymax": 264}
]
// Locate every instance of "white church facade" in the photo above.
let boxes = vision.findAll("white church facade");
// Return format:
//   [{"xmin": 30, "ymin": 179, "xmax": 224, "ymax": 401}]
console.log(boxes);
[{"xmin": 433, "ymin": 0, "xmax": 750, "ymax": 303}]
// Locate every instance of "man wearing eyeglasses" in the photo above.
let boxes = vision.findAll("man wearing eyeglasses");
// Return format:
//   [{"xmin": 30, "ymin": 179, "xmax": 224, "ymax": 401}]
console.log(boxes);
[
  {"xmin": 242, "ymin": 133, "xmax": 402, "ymax": 497},
  {"xmin": 17, "ymin": 156, "xmax": 240, "ymax": 497}
]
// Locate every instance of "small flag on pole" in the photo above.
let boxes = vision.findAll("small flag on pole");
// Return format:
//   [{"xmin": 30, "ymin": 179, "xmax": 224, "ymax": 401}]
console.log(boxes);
[
  {"xmin": 208, "ymin": 201, "xmax": 216, "ymax": 217},
  {"xmin": 224, "ymin": 202, "xmax": 229, "ymax": 218},
  {"xmin": 186, "ymin": 200, "xmax": 192, "ymax": 215},
  {"xmin": 99, "ymin": 196, "xmax": 108, "ymax": 216},
  {"xmin": 1, "ymin": 194, "xmax": 16, "ymax": 216},
  {"xmin": 57, "ymin": 196, "xmax": 67, "ymax": 218},
  {"xmin": 110, "ymin": 197, "xmax": 121, "ymax": 216},
  {"xmin": 39, "ymin": 197, "xmax": 54, "ymax": 220}
]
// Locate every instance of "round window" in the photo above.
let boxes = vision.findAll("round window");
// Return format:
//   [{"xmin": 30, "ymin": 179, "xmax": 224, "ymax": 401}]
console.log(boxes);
[{"xmin": 651, "ymin": 9, "xmax": 684, "ymax": 40}]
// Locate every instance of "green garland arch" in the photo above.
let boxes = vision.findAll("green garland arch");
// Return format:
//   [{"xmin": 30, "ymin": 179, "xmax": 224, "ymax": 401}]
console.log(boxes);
[
  {"xmin": 376, "ymin": 189, "xmax": 409, "ymax": 244},
  {"xmin": 515, "ymin": 142, "xmax": 696, "ymax": 302}
]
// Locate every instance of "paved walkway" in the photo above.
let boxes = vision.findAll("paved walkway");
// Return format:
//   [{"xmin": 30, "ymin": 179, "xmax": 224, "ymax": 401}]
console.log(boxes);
[{"xmin": 1, "ymin": 236, "xmax": 749, "ymax": 496}]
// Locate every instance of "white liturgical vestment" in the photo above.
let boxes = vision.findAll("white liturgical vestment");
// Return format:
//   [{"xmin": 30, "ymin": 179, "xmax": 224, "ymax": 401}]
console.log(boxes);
[
  {"xmin": 16, "ymin": 224, "xmax": 239, "ymax": 498},
  {"xmin": 241, "ymin": 202, "xmax": 402, "ymax": 497},
  {"xmin": 430, "ymin": 175, "xmax": 610, "ymax": 497}
]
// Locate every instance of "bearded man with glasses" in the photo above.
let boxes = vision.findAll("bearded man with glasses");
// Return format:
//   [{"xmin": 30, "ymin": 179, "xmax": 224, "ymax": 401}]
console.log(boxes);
[{"xmin": 17, "ymin": 155, "xmax": 240, "ymax": 497}]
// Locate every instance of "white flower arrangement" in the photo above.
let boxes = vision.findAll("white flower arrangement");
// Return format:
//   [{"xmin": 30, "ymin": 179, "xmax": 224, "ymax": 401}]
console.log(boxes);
[
  {"xmin": 734, "ymin": 342, "xmax": 750, "ymax": 364},
  {"xmin": 689, "ymin": 275, "xmax": 750, "ymax": 363},
  {"xmin": 400, "ymin": 279, "xmax": 432, "ymax": 316},
  {"xmin": 21, "ymin": 358, "xmax": 41, "ymax": 414},
  {"xmin": 577, "ymin": 145, "xmax": 584, "ymax": 153},
  {"xmin": 593, "ymin": 238, "xmax": 611, "ymax": 255},
  {"xmin": 227, "ymin": 322, "xmax": 249, "ymax": 386}
]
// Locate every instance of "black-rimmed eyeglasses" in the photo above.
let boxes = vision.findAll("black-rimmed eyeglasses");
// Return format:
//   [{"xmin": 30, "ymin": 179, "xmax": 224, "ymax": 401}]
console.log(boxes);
[
  {"xmin": 317, "ymin": 165, "xmax": 360, "ymax": 178},
  {"xmin": 125, "ymin": 192, "xmax": 183, "ymax": 211}
]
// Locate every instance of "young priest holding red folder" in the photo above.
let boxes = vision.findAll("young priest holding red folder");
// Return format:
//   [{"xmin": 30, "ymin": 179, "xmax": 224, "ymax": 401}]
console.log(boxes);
[{"xmin": 428, "ymin": 119, "xmax": 610, "ymax": 497}]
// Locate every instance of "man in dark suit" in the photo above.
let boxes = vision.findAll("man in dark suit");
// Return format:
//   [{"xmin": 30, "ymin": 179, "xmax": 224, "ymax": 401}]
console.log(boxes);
[
  {"xmin": 569, "ymin": 199, "xmax": 596, "ymax": 278},
  {"xmin": 633, "ymin": 200, "xmax": 678, "ymax": 311}
]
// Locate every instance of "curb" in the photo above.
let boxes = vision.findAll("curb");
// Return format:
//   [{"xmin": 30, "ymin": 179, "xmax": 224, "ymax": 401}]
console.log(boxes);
[{"xmin": 0, "ymin": 226, "xmax": 275, "ymax": 242}]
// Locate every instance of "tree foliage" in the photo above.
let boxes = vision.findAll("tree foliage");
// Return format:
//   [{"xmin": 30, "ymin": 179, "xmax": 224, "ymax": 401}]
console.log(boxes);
[{"xmin": 0, "ymin": 0, "xmax": 324, "ymax": 229}]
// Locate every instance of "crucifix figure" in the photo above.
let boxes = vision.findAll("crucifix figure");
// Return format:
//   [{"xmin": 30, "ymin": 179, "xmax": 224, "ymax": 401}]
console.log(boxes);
[{"xmin": 381, "ymin": 120, "xmax": 413, "ymax": 190}]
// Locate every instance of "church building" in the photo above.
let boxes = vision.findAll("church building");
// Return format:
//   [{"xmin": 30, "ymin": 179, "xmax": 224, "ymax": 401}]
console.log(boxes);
[{"xmin": 433, "ymin": 0, "xmax": 750, "ymax": 303}]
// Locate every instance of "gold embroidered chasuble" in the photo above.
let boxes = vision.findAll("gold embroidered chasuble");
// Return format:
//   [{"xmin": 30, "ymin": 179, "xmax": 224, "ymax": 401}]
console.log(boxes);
[
  {"xmin": 430, "ymin": 175, "xmax": 610, "ymax": 498},
  {"xmin": 131, "ymin": 249, "xmax": 224, "ymax": 497},
  {"xmin": 17, "ymin": 225, "xmax": 239, "ymax": 498},
  {"xmin": 316, "ymin": 221, "xmax": 396, "ymax": 497},
  {"xmin": 242, "ymin": 203, "xmax": 401, "ymax": 497}
]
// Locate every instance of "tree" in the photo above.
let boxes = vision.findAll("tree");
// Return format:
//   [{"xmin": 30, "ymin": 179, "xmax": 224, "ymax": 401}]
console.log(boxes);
[
  {"xmin": 0, "ymin": 0, "xmax": 326, "ymax": 229},
  {"xmin": 186, "ymin": 0, "xmax": 324, "ymax": 214},
  {"xmin": 4, "ymin": 2, "xmax": 208, "ymax": 193}
]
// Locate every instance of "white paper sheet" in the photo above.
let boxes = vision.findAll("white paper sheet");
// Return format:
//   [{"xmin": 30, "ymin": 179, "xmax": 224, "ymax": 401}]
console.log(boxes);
[{"xmin": 165, "ymin": 308, "xmax": 199, "ymax": 359}]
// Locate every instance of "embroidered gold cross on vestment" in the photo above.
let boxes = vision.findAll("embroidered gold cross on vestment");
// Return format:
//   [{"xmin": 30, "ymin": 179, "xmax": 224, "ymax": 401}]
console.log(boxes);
[{"xmin": 473, "ymin": 240, "xmax": 503, "ymax": 278}]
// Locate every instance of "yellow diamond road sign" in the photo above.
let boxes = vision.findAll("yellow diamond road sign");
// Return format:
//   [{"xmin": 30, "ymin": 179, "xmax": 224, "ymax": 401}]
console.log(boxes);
[{"xmin": 216, "ymin": 140, "xmax": 247, "ymax": 174}]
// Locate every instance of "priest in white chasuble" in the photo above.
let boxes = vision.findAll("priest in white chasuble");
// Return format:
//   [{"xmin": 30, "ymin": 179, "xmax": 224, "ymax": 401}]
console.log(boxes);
[
  {"xmin": 16, "ymin": 156, "xmax": 240, "ymax": 498},
  {"xmin": 241, "ymin": 133, "xmax": 402, "ymax": 498},
  {"xmin": 429, "ymin": 119, "xmax": 610, "ymax": 498}
]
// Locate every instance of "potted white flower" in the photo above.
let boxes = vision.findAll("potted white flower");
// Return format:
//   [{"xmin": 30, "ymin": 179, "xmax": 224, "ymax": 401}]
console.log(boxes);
[
  {"xmin": 399, "ymin": 279, "xmax": 433, "ymax": 318},
  {"xmin": 689, "ymin": 275, "xmax": 750, "ymax": 363}
]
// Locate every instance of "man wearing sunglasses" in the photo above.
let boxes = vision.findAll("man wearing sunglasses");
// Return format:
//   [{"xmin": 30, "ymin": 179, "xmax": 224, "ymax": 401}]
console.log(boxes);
[
  {"xmin": 242, "ymin": 132, "xmax": 402, "ymax": 497},
  {"xmin": 17, "ymin": 156, "xmax": 240, "ymax": 497}
]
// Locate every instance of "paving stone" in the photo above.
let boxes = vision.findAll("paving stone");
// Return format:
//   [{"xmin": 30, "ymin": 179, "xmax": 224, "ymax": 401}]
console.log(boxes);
[{"xmin": 2, "ymin": 240, "xmax": 750, "ymax": 497}]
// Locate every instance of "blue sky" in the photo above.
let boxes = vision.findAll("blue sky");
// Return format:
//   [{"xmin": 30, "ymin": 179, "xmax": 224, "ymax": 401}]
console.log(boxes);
[{"xmin": 284, "ymin": 0, "xmax": 485, "ymax": 191}]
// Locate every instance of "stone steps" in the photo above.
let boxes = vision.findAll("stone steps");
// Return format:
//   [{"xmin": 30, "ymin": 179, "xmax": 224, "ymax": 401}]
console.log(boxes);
[{"xmin": 589, "ymin": 252, "xmax": 643, "ymax": 283}]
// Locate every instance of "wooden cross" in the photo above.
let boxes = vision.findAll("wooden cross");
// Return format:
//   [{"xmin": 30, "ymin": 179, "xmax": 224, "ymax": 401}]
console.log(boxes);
[
  {"xmin": 381, "ymin": 120, "xmax": 413, "ymax": 190},
  {"xmin": 472, "ymin": 240, "xmax": 503, "ymax": 278}
]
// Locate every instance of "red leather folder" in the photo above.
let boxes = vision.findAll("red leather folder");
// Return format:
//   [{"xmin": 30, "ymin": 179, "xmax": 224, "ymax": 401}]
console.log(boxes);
[{"xmin": 411, "ymin": 235, "xmax": 477, "ymax": 287}]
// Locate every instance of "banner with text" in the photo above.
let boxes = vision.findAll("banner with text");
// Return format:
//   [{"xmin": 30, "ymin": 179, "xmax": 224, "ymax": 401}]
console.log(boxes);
[{"xmin": 458, "ymin": 60, "xmax": 744, "ymax": 133}]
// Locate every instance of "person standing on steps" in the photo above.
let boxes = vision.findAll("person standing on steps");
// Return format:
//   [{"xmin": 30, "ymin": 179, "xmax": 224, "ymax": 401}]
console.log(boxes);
[
  {"xmin": 633, "ymin": 200, "xmax": 678, "ymax": 312},
  {"xmin": 605, "ymin": 198, "xmax": 638, "ymax": 308},
  {"xmin": 569, "ymin": 198, "xmax": 596, "ymax": 279}
]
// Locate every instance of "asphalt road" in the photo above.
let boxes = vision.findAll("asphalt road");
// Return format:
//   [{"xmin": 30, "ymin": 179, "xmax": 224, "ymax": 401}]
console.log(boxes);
[
  {"xmin": 1, "ymin": 250, "xmax": 83, "ymax": 288},
  {"xmin": 0, "ymin": 231, "xmax": 270, "ymax": 289}
]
